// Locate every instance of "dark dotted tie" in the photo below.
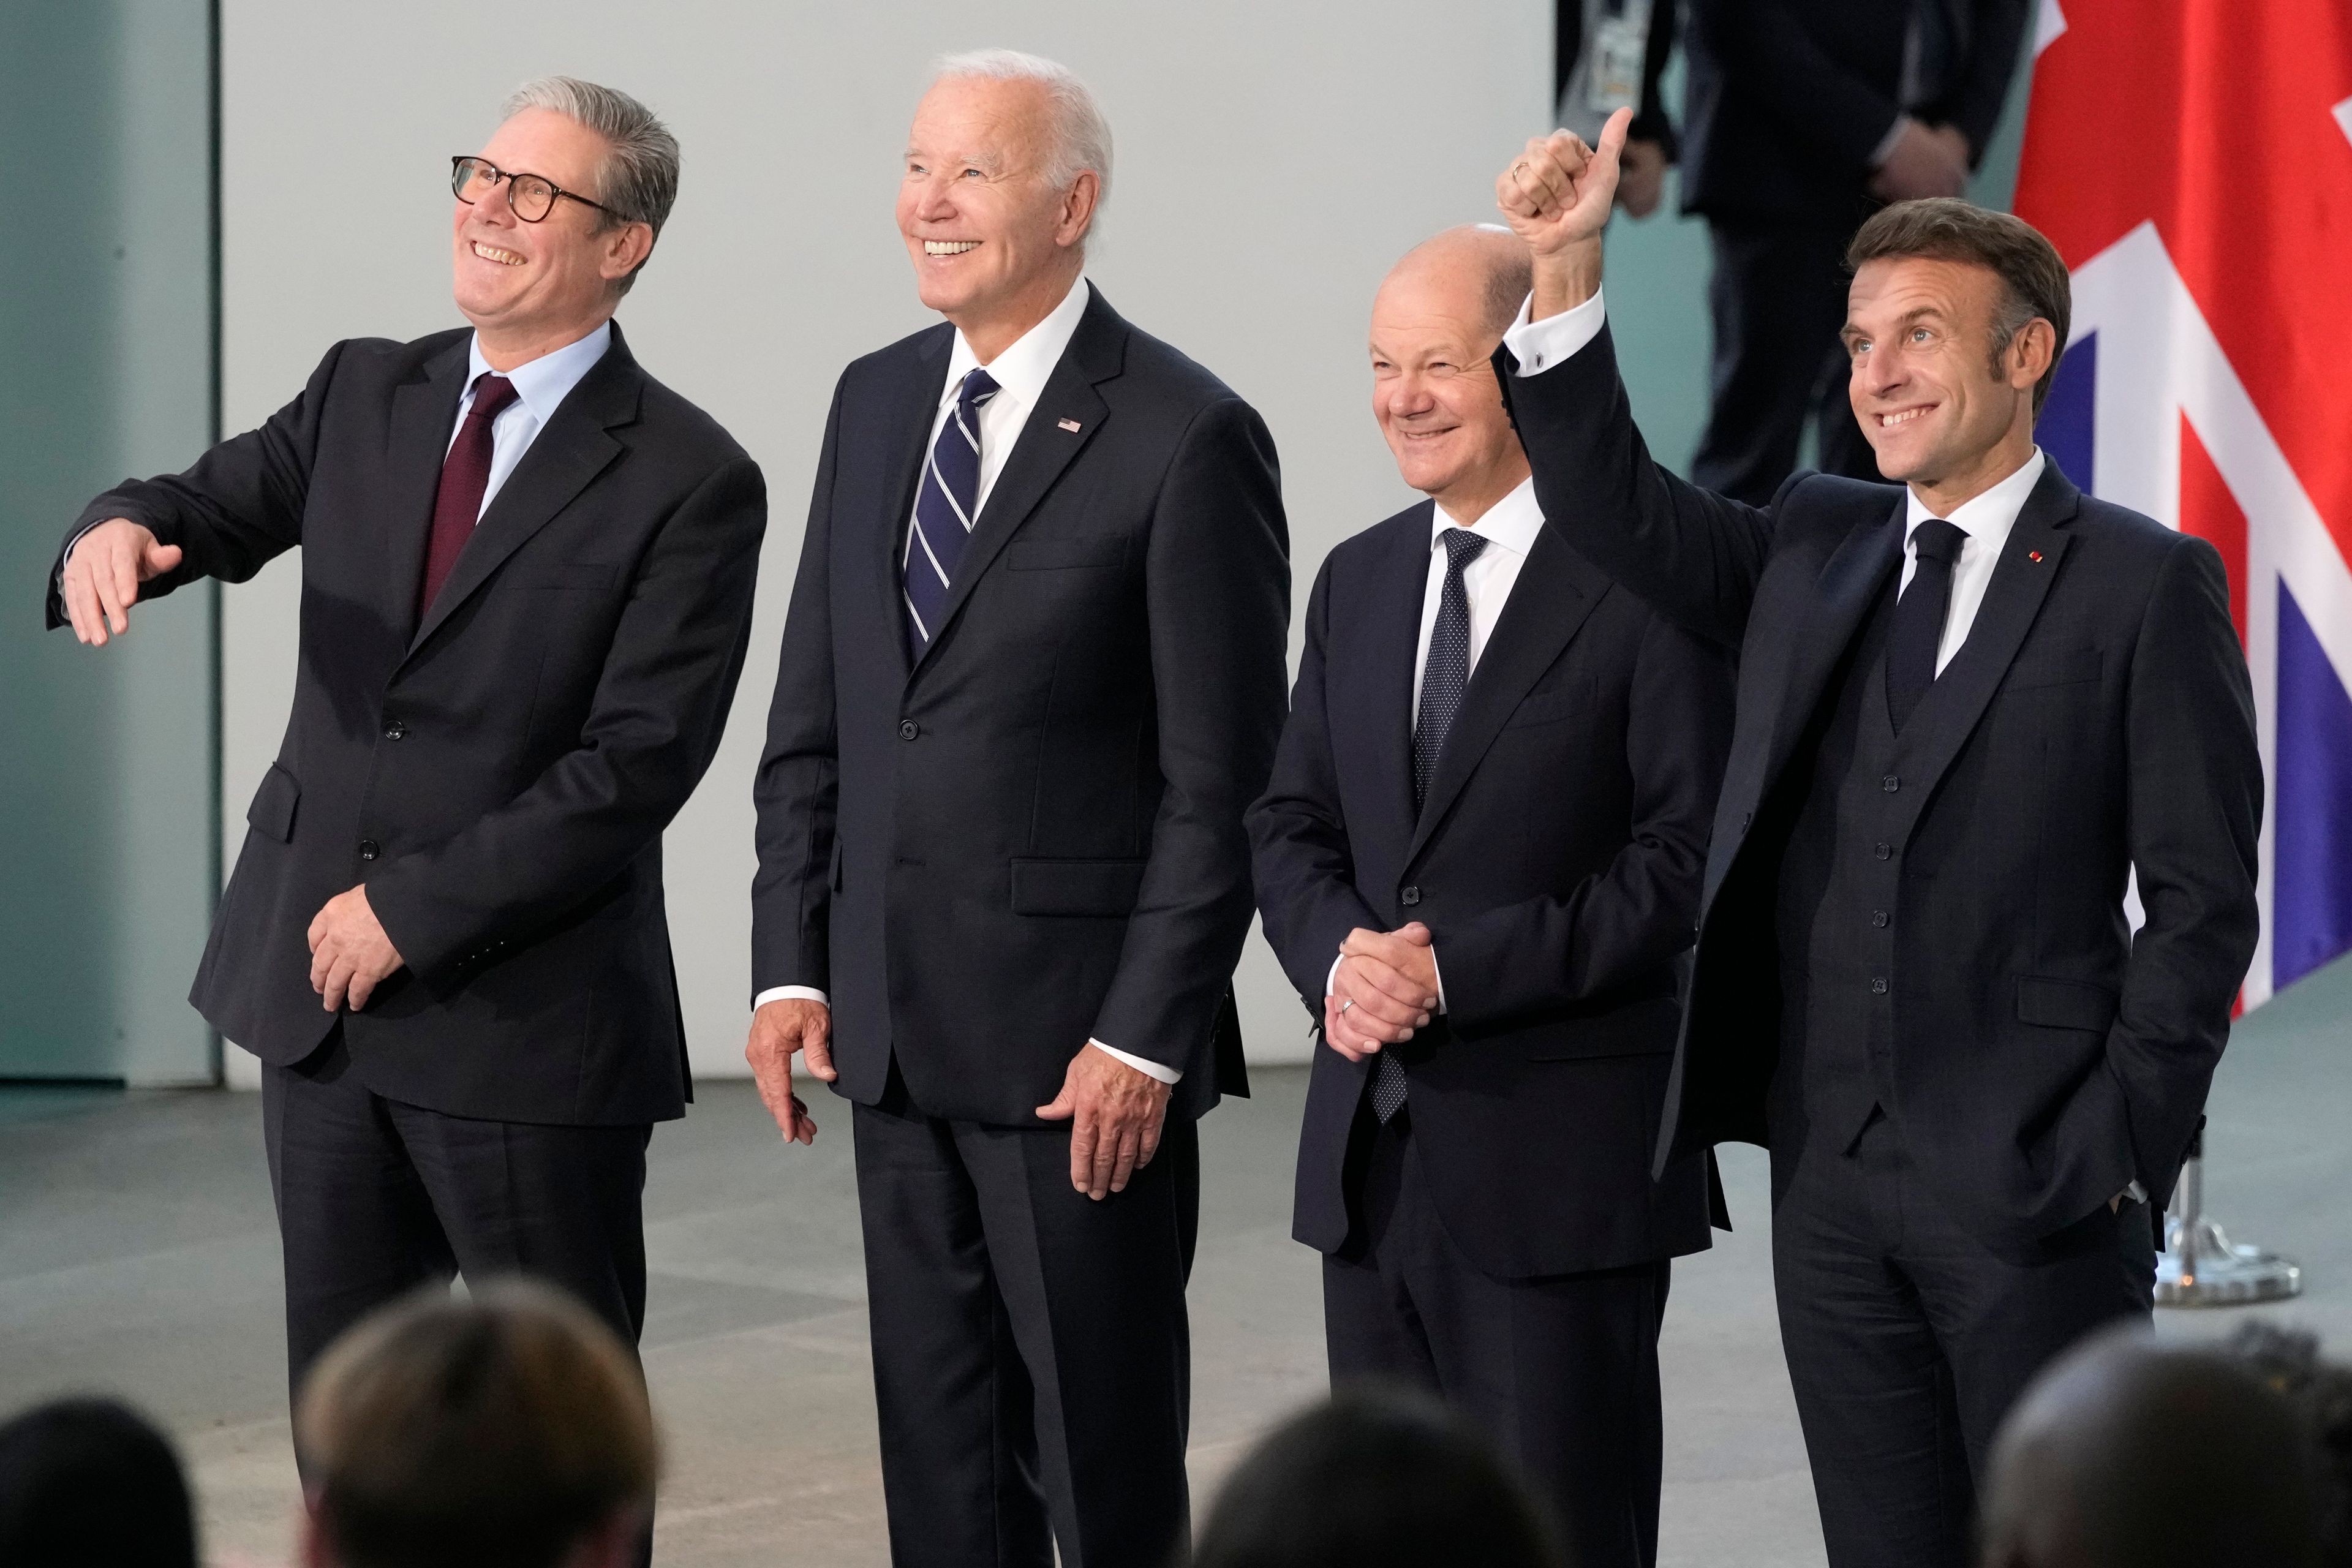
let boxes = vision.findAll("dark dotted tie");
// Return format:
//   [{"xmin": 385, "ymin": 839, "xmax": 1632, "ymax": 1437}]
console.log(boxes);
[
  {"xmin": 1373, "ymin": 526, "xmax": 1488, "ymax": 1125},
  {"xmin": 1886, "ymin": 518, "xmax": 1967, "ymax": 734}
]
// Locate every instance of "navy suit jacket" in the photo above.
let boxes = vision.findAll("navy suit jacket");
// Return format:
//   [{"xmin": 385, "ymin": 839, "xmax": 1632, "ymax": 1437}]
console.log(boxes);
[
  {"xmin": 1250, "ymin": 499, "xmax": 1732, "ymax": 1280},
  {"xmin": 50, "ymin": 325, "xmax": 766, "ymax": 1126},
  {"xmin": 752, "ymin": 286, "xmax": 1289, "ymax": 1125},
  {"xmin": 1501, "ymin": 323, "xmax": 2263, "ymax": 1249}
]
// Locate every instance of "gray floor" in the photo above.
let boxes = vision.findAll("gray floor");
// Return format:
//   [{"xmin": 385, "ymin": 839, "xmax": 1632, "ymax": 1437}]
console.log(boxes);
[{"xmin": 6, "ymin": 962, "xmax": 2351, "ymax": 1568}]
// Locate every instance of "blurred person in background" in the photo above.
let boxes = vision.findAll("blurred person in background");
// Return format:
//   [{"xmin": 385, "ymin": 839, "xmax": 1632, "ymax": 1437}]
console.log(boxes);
[
  {"xmin": 1556, "ymin": 0, "xmax": 1680, "ymax": 221},
  {"xmin": 1681, "ymin": 0, "xmax": 2032, "ymax": 502},
  {"xmin": 747, "ymin": 47, "xmax": 1288, "ymax": 1568},
  {"xmin": 1980, "ymin": 1328, "xmax": 2321, "ymax": 1568},
  {"xmin": 294, "ymin": 1280, "xmax": 656, "ymax": 1568},
  {"xmin": 1249, "ymin": 222, "xmax": 1731, "ymax": 1568},
  {"xmin": 1190, "ymin": 1388, "xmax": 1566, "ymax": 1568},
  {"xmin": 44, "ymin": 77, "xmax": 764, "ymax": 1523},
  {"xmin": 2226, "ymin": 1324, "xmax": 2352, "ymax": 1568},
  {"xmin": 0, "ymin": 1396, "xmax": 198, "ymax": 1568}
]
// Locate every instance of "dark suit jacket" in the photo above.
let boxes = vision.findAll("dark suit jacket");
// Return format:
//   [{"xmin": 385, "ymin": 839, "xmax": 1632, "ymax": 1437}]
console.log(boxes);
[
  {"xmin": 1500, "ymin": 323, "xmax": 2263, "ymax": 1249},
  {"xmin": 752, "ymin": 285, "xmax": 1289, "ymax": 1126},
  {"xmin": 48, "ymin": 325, "xmax": 766, "ymax": 1126},
  {"xmin": 1682, "ymin": 0, "xmax": 2030, "ymax": 222},
  {"xmin": 1250, "ymin": 500, "xmax": 1732, "ymax": 1280}
]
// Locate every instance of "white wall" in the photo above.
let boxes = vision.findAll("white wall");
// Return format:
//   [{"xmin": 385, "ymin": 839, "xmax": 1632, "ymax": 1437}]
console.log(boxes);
[{"xmin": 220, "ymin": 0, "xmax": 1549, "ymax": 1082}]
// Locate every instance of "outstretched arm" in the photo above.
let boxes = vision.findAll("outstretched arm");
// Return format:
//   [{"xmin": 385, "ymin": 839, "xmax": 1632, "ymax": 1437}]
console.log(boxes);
[{"xmin": 1491, "ymin": 115, "xmax": 1777, "ymax": 650}]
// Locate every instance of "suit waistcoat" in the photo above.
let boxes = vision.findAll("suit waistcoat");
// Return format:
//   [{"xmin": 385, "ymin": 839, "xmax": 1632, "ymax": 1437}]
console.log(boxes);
[{"xmin": 1770, "ymin": 583, "xmax": 1913, "ymax": 1153}]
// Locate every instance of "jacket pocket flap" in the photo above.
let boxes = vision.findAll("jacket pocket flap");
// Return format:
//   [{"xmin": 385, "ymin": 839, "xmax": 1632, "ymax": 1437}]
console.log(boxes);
[
  {"xmin": 2003, "ymin": 647, "xmax": 2102, "ymax": 692},
  {"xmin": 1504, "ymin": 680, "xmax": 1592, "ymax": 729},
  {"xmin": 1010, "ymin": 858, "xmax": 1148, "ymax": 916},
  {"xmin": 2016, "ymin": 975, "xmax": 2119, "ymax": 1032},
  {"xmin": 247, "ymin": 763, "xmax": 300, "ymax": 843},
  {"xmin": 1006, "ymin": 537, "xmax": 1124, "ymax": 571}
]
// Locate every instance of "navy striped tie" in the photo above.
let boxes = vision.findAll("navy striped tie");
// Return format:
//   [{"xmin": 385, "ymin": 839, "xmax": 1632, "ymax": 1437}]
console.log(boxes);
[{"xmin": 903, "ymin": 368, "xmax": 1001, "ymax": 659}]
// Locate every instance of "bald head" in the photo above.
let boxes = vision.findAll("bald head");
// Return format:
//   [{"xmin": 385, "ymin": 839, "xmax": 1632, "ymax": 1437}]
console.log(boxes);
[
  {"xmin": 1981, "ymin": 1330, "xmax": 2320, "ymax": 1568},
  {"xmin": 1370, "ymin": 227, "xmax": 1534, "ymax": 521},
  {"xmin": 1379, "ymin": 225, "xmax": 1534, "ymax": 342}
]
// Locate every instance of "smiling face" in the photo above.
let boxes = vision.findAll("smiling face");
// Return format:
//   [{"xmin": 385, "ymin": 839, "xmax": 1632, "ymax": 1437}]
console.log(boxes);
[
  {"xmin": 897, "ymin": 75, "xmax": 1096, "ymax": 361},
  {"xmin": 1370, "ymin": 240, "xmax": 1530, "ymax": 519},
  {"xmin": 451, "ymin": 108, "xmax": 651, "ymax": 364},
  {"xmin": 1843, "ymin": 255, "xmax": 2052, "ymax": 503}
]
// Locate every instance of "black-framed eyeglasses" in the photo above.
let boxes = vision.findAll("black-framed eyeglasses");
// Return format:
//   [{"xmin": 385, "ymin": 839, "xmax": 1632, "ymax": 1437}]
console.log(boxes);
[{"xmin": 450, "ymin": 156, "xmax": 618, "ymax": 224}]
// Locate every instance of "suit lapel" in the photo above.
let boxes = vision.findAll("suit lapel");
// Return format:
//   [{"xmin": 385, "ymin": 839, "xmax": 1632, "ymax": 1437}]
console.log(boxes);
[
  {"xmin": 1756, "ymin": 496, "xmax": 1908, "ymax": 794},
  {"xmin": 875, "ymin": 328, "xmax": 956, "ymax": 682},
  {"xmin": 408, "ymin": 328, "xmax": 638, "ymax": 654},
  {"xmin": 1889, "ymin": 463, "xmax": 2081, "ymax": 822},
  {"xmin": 909, "ymin": 288, "xmax": 1123, "ymax": 678},
  {"xmin": 383, "ymin": 339, "xmax": 472, "ymax": 636},
  {"xmin": 1407, "ymin": 527, "xmax": 1604, "ymax": 865},
  {"xmin": 1351, "ymin": 505, "xmax": 1435, "ymax": 847}
]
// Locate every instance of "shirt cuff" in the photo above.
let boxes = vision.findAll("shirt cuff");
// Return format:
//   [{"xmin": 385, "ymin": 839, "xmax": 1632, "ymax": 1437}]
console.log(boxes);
[
  {"xmin": 2125, "ymin": 1179, "xmax": 2149, "ymax": 1205},
  {"xmin": 753, "ymin": 986, "xmax": 829, "ymax": 1010},
  {"xmin": 1090, "ymin": 1039, "xmax": 1181, "ymax": 1085},
  {"xmin": 1501, "ymin": 285, "xmax": 1609, "ymax": 376},
  {"xmin": 1869, "ymin": 113, "xmax": 1915, "ymax": 170}
]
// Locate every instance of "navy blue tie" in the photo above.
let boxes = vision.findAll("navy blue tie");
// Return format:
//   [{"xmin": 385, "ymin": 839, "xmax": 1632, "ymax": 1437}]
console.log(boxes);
[
  {"xmin": 1372, "ymin": 526, "xmax": 1488, "ymax": 1126},
  {"xmin": 903, "ymin": 368, "xmax": 1001, "ymax": 660}
]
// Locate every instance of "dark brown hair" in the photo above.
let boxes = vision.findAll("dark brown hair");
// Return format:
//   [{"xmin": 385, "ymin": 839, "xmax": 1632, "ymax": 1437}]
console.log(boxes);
[
  {"xmin": 295, "ymin": 1281, "xmax": 657, "ymax": 1568},
  {"xmin": 1847, "ymin": 197, "xmax": 2072, "ymax": 417}
]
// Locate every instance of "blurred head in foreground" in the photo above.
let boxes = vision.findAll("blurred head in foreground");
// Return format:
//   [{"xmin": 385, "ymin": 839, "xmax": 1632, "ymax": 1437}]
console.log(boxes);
[
  {"xmin": 2226, "ymin": 1322, "xmax": 2352, "ymax": 1568},
  {"xmin": 1191, "ymin": 1387, "xmax": 1564, "ymax": 1568},
  {"xmin": 1981, "ymin": 1327, "xmax": 2320, "ymax": 1568},
  {"xmin": 0, "ymin": 1396, "xmax": 197, "ymax": 1568},
  {"xmin": 295, "ymin": 1280, "xmax": 657, "ymax": 1568}
]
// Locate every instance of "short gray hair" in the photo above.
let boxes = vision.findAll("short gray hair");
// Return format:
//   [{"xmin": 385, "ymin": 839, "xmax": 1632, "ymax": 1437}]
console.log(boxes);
[
  {"xmin": 502, "ymin": 76, "xmax": 679, "ymax": 295},
  {"xmin": 930, "ymin": 50, "xmax": 1112, "ymax": 238}
]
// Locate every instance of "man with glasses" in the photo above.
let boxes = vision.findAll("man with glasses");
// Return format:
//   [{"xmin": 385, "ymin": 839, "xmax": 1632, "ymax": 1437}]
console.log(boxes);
[{"xmin": 47, "ymin": 77, "xmax": 764, "ymax": 1441}]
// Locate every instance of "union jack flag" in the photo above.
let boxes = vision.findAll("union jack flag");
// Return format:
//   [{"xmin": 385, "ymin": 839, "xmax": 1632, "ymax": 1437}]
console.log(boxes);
[{"xmin": 2018, "ymin": 0, "xmax": 2352, "ymax": 1008}]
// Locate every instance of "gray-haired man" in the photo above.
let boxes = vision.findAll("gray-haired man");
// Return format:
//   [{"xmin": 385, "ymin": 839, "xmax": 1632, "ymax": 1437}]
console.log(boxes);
[{"xmin": 48, "ymin": 78, "xmax": 765, "ymax": 1415}]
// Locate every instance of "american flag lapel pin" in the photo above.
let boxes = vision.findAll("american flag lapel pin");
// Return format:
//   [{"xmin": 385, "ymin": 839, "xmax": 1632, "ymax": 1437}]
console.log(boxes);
[{"xmin": 1058, "ymin": 418, "xmax": 1082, "ymax": 432}]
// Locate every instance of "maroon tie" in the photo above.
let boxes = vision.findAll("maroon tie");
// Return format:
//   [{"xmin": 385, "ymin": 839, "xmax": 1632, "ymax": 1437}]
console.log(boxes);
[{"xmin": 417, "ymin": 373, "xmax": 520, "ymax": 619}]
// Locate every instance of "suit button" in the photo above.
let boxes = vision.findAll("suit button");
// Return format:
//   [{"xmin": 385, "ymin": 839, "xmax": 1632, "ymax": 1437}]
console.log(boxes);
[
  {"xmin": 1871, "ymin": 911, "xmax": 1888, "ymax": 928},
  {"xmin": 383, "ymin": 718, "xmax": 406, "ymax": 741},
  {"xmin": 899, "ymin": 720, "xmax": 919, "ymax": 741},
  {"xmin": 358, "ymin": 839, "xmax": 380, "ymax": 862},
  {"xmin": 1400, "ymin": 886, "xmax": 1422, "ymax": 907},
  {"xmin": 1882, "ymin": 774, "xmax": 1900, "ymax": 793},
  {"xmin": 1871, "ymin": 977, "xmax": 1888, "ymax": 995},
  {"xmin": 1874, "ymin": 842, "xmax": 1892, "ymax": 860}
]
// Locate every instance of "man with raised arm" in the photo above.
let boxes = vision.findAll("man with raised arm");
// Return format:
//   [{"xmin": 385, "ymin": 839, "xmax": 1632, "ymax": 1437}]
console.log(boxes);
[
  {"xmin": 48, "ymin": 80, "xmax": 763, "ymax": 1442},
  {"xmin": 746, "ymin": 50, "xmax": 1288, "ymax": 1568},
  {"xmin": 1492, "ymin": 111, "xmax": 2260, "ymax": 1566}
]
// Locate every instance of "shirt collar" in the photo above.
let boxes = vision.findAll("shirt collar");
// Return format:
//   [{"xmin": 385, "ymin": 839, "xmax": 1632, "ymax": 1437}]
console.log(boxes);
[
  {"xmin": 466, "ymin": 320, "xmax": 614, "ymax": 426},
  {"xmin": 1904, "ymin": 447, "xmax": 2047, "ymax": 544},
  {"xmin": 1433, "ymin": 476, "xmax": 1544, "ymax": 559},
  {"xmin": 942, "ymin": 276, "xmax": 1092, "ymax": 410}
]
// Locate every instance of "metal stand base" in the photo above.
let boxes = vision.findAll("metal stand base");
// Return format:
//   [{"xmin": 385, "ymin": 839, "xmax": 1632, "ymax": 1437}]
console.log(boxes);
[{"xmin": 2154, "ymin": 1155, "xmax": 2303, "ymax": 1308}]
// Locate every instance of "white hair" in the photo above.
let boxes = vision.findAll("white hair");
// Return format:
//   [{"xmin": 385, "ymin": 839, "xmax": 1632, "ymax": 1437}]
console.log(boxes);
[{"xmin": 930, "ymin": 49, "xmax": 1112, "ymax": 238}]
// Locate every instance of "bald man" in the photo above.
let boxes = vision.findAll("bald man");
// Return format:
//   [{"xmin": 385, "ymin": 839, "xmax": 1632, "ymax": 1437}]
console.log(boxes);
[
  {"xmin": 1248, "ymin": 227, "xmax": 1734, "ymax": 1568},
  {"xmin": 1981, "ymin": 1330, "xmax": 2322, "ymax": 1568}
]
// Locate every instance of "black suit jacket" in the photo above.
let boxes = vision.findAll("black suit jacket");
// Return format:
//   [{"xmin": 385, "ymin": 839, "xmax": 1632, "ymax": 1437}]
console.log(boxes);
[
  {"xmin": 752, "ymin": 286, "xmax": 1289, "ymax": 1126},
  {"xmin": 48, "ymin": 325, "xmax": 766, "ymax": 1126},
  {"xmin": 1250, "ymin": 500, "xmax": 1732, "ymax": 1280},
  {"xmin": 1501, "ymin": 324, "xmax": 2263, "ymax": 1248},
  {"xmin": 1681, "ymin": 0, "xmax": 2030, "ymax": 222}
]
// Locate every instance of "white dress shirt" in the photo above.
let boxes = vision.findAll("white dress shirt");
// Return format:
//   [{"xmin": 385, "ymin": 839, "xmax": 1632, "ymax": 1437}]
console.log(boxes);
[
  {"xmin": 1501, "ymin": 286, "xmax": 2047, "ymax": 674},
  {"xmin": 451, "ymin": 321, "xmax": 614, "ymax": 516},
  {"xmin": 753, "ymin": 279, "xmax": 1177, "ymax": 1085},
  {"xmin": 1326, "ymin": 477, "xmax": 1547, "ymax": 1014}
]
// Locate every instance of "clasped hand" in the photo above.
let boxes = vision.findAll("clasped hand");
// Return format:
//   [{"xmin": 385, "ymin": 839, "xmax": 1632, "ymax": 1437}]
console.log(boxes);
[
  {"xmin": 1323, "ymin": 922, "xmax": 1439, "ymax": 1063},
  {"xmin": 307, "ymin": 886, "xmax": 405, "ymax": 1012}
]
